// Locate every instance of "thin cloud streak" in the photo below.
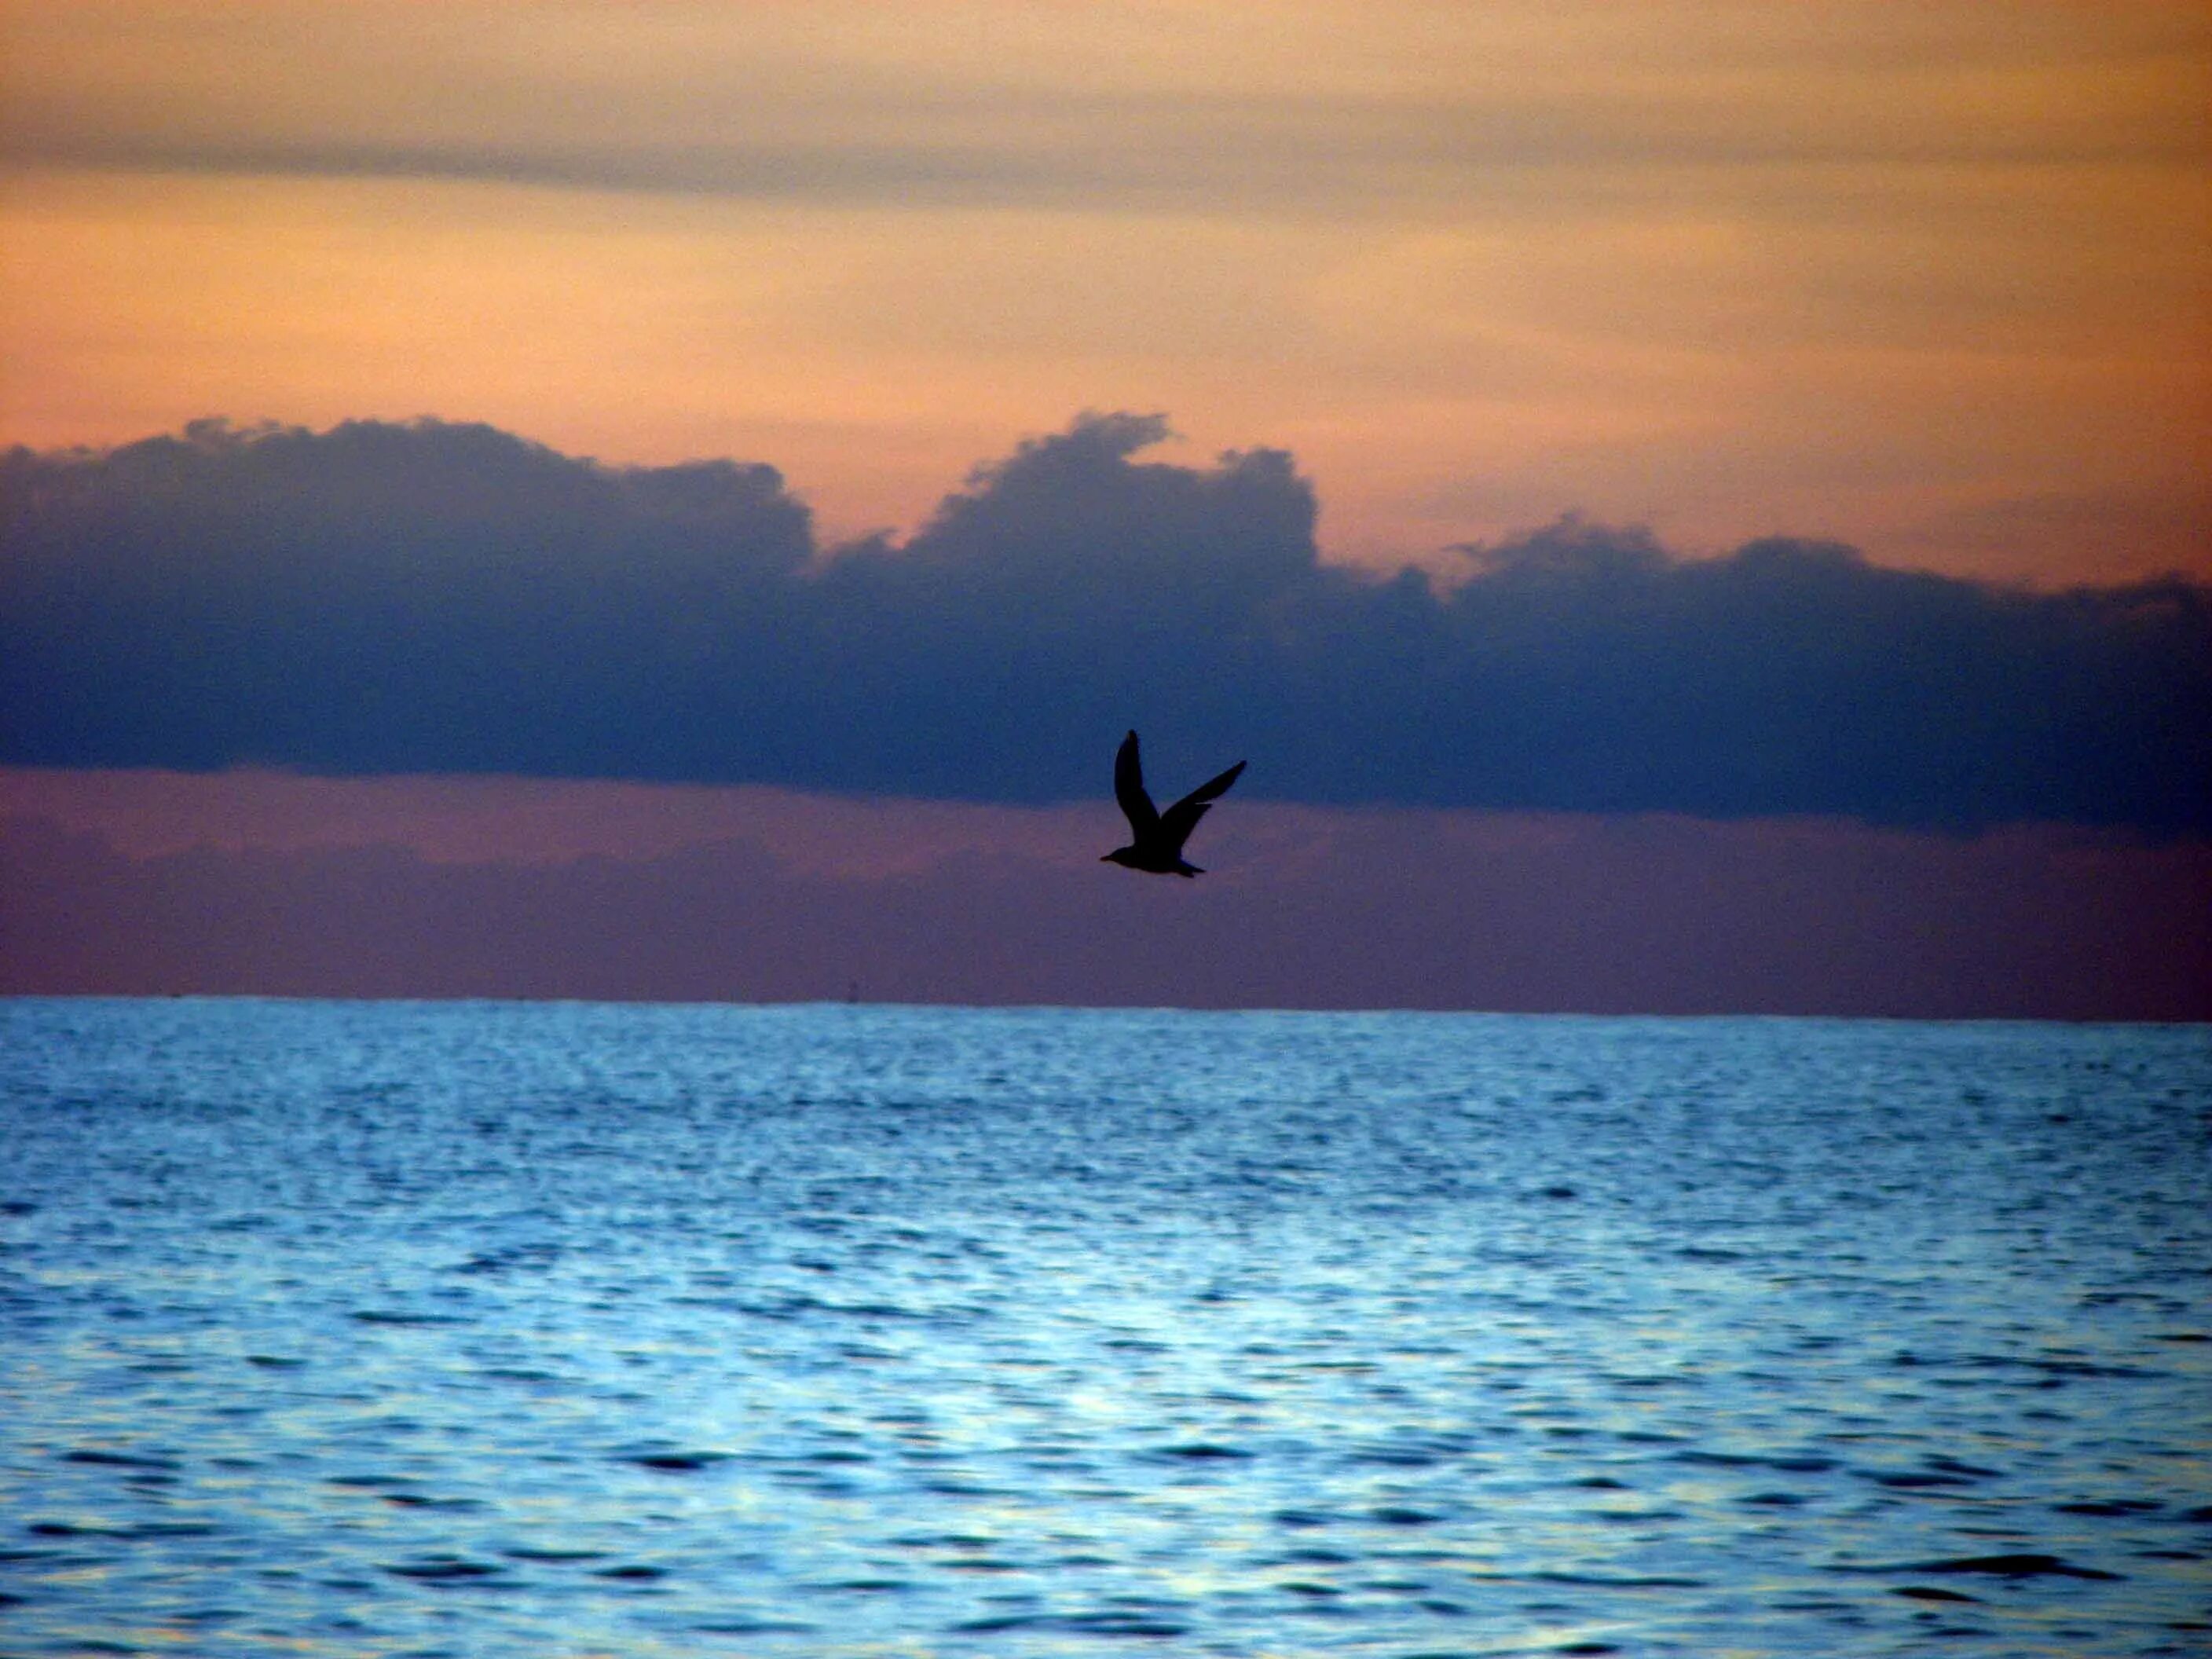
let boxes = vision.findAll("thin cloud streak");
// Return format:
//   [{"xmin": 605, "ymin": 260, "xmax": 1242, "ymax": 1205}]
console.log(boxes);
[
  {"xmin": 6, "ymin": 3, "xmax": 2203, "ymax": 214},
  {"xmin": 4, "ymin": 415, "xmax": 2207, "ymax": 830}
]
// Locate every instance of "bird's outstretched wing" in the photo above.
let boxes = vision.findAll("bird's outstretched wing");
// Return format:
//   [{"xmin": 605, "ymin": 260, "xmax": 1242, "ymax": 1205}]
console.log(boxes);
[
  {"xmin": 1159, "ymin": 760, "xmax": 1245, "ymax": 852},
  {"xmin": 1114, "ymin": 730, "xmax": 1159, "ymax": 836}
]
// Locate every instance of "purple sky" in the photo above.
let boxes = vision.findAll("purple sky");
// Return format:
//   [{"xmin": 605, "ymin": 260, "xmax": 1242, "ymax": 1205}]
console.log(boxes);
[{"xmin": 5, "ymin": 769, "xmax": 2204, "ymax": 1020}]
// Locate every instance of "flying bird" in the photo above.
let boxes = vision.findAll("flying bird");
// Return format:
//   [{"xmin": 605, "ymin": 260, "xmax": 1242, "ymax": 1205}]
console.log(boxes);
[{"xmin": 1101, "ymin": 730, "xmax": 1246, "ymax": 877}]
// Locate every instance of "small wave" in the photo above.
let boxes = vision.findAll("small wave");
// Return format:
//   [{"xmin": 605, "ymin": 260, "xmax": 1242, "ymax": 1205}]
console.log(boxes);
[
  {"xmin": 622, "ymin": 1449, "xmax": 733, "ymax": 1472},
  {"xmin": 380, "ymin": 1555, "xmax": 512, "ymax": 1584},
  {"xmin": 350, "ymin": 1309, "xmax": 469, "ymax": 1327}
]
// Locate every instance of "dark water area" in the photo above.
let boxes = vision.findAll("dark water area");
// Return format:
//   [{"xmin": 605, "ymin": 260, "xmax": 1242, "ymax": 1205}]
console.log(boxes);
[{"xmin": 1, "ymin": 998, "xmax": 2207, "ymax": 1657}]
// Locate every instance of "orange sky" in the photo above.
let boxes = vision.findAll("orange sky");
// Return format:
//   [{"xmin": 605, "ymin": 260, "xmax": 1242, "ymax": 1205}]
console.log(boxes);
[{"xmin": 4, "ymin": 0, "xmax": 2207, "ymax": 582}]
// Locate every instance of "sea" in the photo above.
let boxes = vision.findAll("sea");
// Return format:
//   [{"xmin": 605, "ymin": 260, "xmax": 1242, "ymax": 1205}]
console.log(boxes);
[{"xmin": 1, "ymin": 998, "xmax": 2207, "ymax": 1658}]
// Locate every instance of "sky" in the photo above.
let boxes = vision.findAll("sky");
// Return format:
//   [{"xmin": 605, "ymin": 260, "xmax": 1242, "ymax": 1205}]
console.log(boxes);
[
  {"xmin": 2, "ymin": 2, "xmax": 2207, "ymax": 1016},
  {"xmin": 5, "ymin": 0, "xmax": 2207, "ymax": 577}
]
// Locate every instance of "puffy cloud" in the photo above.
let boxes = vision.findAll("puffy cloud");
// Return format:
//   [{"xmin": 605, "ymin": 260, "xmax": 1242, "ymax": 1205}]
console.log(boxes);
[
  {"xmin": 3, "ymin": 417, "xmax": 810, "ymax": 777},
  {"xmin": 3, "ymin": 413, "xmax": 2207, "ymax": 830}
]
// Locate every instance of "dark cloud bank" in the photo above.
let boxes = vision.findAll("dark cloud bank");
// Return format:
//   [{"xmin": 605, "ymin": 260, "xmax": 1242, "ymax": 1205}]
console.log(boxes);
[{"xmin": 5, "ymin": 414, "xmax": 2207, "ymax": 830}]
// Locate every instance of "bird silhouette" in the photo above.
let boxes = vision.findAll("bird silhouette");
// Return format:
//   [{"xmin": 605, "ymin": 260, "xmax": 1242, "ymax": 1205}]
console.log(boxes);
[{"xmin": 1101, "ymin": 730, "xmax": 1245, "ymax": 877}]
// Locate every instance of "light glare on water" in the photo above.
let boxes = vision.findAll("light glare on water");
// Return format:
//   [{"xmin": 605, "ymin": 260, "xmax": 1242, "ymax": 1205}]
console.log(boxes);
[{"xmin": 0, "ymin": 998, "xmax": 2207, "ymax": 1656}]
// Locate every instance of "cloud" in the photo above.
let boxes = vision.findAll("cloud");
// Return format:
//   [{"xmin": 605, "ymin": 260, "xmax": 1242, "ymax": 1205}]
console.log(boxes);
[
  {"xmin": 5, "ymin": 4, "xmax": 2203, "ymax": 214},
  {"xmin": 4, "ymin": 414, "xmax": 2207, "ymax": 830}
]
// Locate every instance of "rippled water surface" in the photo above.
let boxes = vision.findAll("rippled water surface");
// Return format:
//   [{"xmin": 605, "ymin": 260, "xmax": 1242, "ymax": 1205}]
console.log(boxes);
[{"xmin": 2, "ymin": 999, "xmax": 2208, "ymax": 1657}]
